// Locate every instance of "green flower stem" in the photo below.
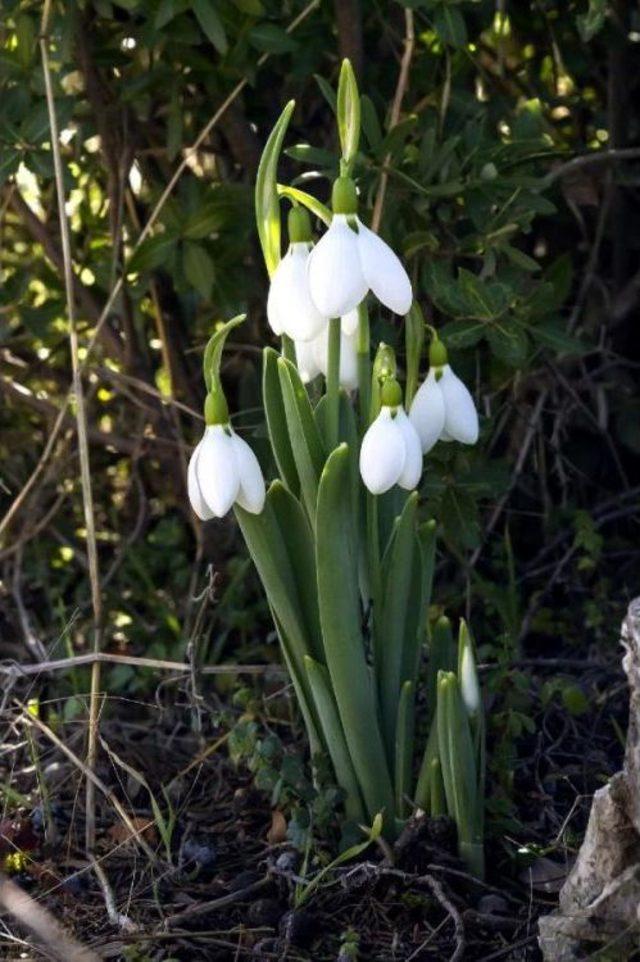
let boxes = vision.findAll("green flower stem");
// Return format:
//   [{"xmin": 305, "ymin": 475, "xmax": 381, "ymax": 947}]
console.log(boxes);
[
  {"xmin": 326, "ymin": 317, "xmax": 341, "ymax": 450},
  {"xmin": 281, "ymin": 333, "xmax": 296, "ymax": 364},
  {"xmin": 356, "ymin": 302, "xmax": 370, "ymax": 434},
  {"xmin": 366, "ymin": 491, "xmax": 382, "ymax": 629}
]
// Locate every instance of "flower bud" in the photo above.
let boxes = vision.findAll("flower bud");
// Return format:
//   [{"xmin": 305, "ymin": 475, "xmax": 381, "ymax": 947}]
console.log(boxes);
[
  {"xmin": 331, "ymin": 176, "xmax": 358, "ymax": 215},
  {"xmin": 288, "ymin": 205, "xmax": 312, "ymax": 244}
]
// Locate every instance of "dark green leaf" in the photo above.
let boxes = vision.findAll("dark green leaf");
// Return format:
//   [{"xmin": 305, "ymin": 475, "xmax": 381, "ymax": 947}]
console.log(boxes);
[
  {"xmin": 183, "ymin": 241, "xmax": 214, "ymax": 299},
  {"xmin": 249, "ymin": 23, "xmax": 298, "ymax": 54},
  {"xmin": 433, "ymin": 4, "xmax": 468, "ymax": 47},
  {"xmin": 192, "ymin": 0, "xmax": 228, "ymax": 54}
]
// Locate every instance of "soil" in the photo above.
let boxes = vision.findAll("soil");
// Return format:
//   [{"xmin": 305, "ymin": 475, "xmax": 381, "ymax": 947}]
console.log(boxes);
[{"xmin": 0, "ymin": 641, "xmax": 627, "ymax": 962}]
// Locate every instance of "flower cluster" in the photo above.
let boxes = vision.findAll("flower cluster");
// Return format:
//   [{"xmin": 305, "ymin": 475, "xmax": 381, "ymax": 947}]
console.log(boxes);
[{"xmin": 187, "ymin": 175, "xmax": 479, "ymax": 519}]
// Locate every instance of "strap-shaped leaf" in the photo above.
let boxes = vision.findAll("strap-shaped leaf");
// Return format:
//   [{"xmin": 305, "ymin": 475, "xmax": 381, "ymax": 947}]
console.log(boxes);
[
  {"xmin": 394, "ymin": 680, "xmax": 414, "ymax": 818},
  {"xmin": 437, "ymin": 671, "xmax": 484, "ymax": 877},
  {"xmin": 262, "ymin": 347, "xmax": 299, "ymax": 496},
  {"xmin": 379, "ymin": 492, "xmax": 418, "ymax": 764},
  {"xmin": 235, "ymin": 482, "xmax": 321, "ymax": 676},
  {"xmin": 256, "ymin": 100, "xmax": 295, "ymax": 277},
  {"xmin": 272, "ymin": 608, "xmax": 323, "ymax": 758},
  {"xmin": 337, "ymin": 58, "xmax": 360, "ymax": 167},
  {"xmin": 315, "ymin": 389, "xmax": 359, "ymax": 522},
  {"xmin": 404, "ymin": 301, "xmax": 424, "ymax": 406},
  {"xmin": 316, "ymin": 445, "xmax": 395, "ymax": 827},
  {"xmin": 427, "ymin": 614, "xmax": 456, "ymax": 720},
  {"xmin": 269, "ymin": 480, "xmax": 323, "ymax": 662},
  {"xmin": 400, "ymin": 519, "xmax": 437, "ymax": 687},
  {"xmin": 277, "ymin": 184, "xmax": 332, "ymax": 226},
  {"xmin": 304, "ymin": 656, "xmax": 366, "ymax": 824},
  {"xmin": 277, "ymin": 356, "xmax": 326, "ymax": 524},
  {"xmin": 415, "ymin": 712, "xmax": 439, "ymax": 811}
]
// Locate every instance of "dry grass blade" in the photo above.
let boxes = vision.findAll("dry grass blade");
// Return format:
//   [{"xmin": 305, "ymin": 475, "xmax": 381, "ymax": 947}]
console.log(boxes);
[
  {"xmin": 17, "ymin": 704, "xmax": 157, "ymax": 862},
  {"xmin": 0, "ymin": 871, "xmax": 101, "ymax": 962}
]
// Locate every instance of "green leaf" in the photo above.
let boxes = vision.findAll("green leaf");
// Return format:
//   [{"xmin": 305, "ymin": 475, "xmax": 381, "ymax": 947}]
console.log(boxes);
[
  {"xmin": 262, "ymin": 347, "xmax": 300, "ymax": 496},
  {"xmin": 192, "ymin": 0, "xmax": 228, "ymax": 54},
  {"xmin": 15, "ymin": 14, "xmax": 36, "ymax": 69},
  {"xmin": 360, "ymin": 94, "xmax": 382, "ymax": 152},
  {"xmin": 433, "ymin": 4, "xmax": 468, "ymax": 47},
  {"xmin": 337, "ymin": 58, "xmax": 360, "ymax": 166},
  {"xmin": 128, "ymin": 231, "xmax": 179, "ymax": 273},
  {"xmin": 427, "ymin": 615, "xmax": 456, "ymax": 720},
  {"xmin": 439, "ymin": 318, "xmax": 485, "ymax": 350},
  {"xmin": 440, "ymin": 486, "xmax": 480, "ymax": 549},
  {"xmin": 486, "ymin": 322, "xmax": 529, "ymax": 366},
  {"xmin": 395, "ymin": 681, "xmax": 415, "ymax": 818},
  {"xmin": 379, "ymin": 493, "xmax": 418, "ymax": 764},
  {"xmin": 457, "ymin": 269, "xmax": 511, "ymax": 321},
  {"xmin": 277, "ymin": 357, "xmax": 326, "ymax": 524},
  {"xmin": 256, "ymin": 100, "xmax": 295, "ymax": 277},
  {"xmin": 316, "ymin": 445, "xmax": 395, "ymax": 827},
  {"xmin": 531, "ymin": 320, "xmax": 586, "ymax": 355},
  {"xmin": 577, "ymin": 0, "xmax": 607, "ymax": 41},
  {"xmin": 232, "ymin": 0, "xmax": 265, "ymax": 13},
  {"xmin": 502, "ymin": 244, "xmax": 541, "ymax": 272},
  {"xmin": 183, "ymin": 241, "xmax": 214, "ymax": 299},
  {"xmin": 248, "ymin": 23, "xmax": 298, "ymax": 53},
  {"xmin": 277, "ymin": 184, "xmax": 332, "ymax": 227},
  {"xmin": 404, "ymin": 301, "xmax": 424, "ymax": 407},
  {"xmin": 155, "ymin": 0, "xmax": 177, "ymax": 28},
  {"xmin": 304, "ymin": 656, "xmax": 366, "ymax": 824},
  {"xmin": 313, "ymin": 73, "xmax": 337, "ymax": 113}
]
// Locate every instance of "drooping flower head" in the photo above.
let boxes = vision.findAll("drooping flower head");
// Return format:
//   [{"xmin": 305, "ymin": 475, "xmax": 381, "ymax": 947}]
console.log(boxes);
[
  {"xmin": 307, "ymin": 176, "xmax": 413, "ymax": 319},
  {"xmin": 409, "ymin": 337, "xmax": 479, "ymax": 453},
  {"xmin": 188, "ymin": 317, "xmax": 266, "ymax": 520},
  {"xmin": 267, "ymin": 206, "xmax": 327, "ymax": 342},
  {"xmin": 360, "ymin": 378, "xmax": 422, "ymax": 495}
]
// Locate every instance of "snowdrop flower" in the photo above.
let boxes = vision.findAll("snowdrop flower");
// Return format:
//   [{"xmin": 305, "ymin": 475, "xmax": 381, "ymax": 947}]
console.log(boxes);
[
  {"xmin": 188, "ymin": 394, "xmax": 265, "ymax": 519},
  {"xmin": 294, "ymin": 337, "xmax": 322, "ymax": 383},
  {"xmin": 307, "ymin": 177, "xmax": 412, "ymax": 319},
  {"xmin": 267, "ymin": 207, "xmax": 327, "ymax": 342},
  {"xmin": 409, "ymin": 339, "xmax": 479, "ymax": 452},
  {"xmin": 359, "ymin": 381, "xmax": 422, "ymax": 495},
  {"xmin": 458, "ymin": 621, "xmax": 480, "ymax": 717}
]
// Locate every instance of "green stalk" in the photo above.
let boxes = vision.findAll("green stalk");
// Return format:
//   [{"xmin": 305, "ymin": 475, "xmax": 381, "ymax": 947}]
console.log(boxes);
[
  {"xmin": 282, "ymin": 333, "xmax": 296, "ymax": 364},
  {"xmin": 326, "ymin": 317, "xmax": 341, "ymax": 451},
  {"xmin": 356, "ymin": 302, "xmax": 370, "ymax": 434}
]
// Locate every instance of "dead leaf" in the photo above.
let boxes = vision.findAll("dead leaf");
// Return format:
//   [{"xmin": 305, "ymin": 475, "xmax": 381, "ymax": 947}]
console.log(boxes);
[
  {"xmin": 108, "ymin": 817, "xmax": 157, "ymax": 847},
  {"xmin": 267, "ymin": 810, "xmax": 287, "ymax": 845}
]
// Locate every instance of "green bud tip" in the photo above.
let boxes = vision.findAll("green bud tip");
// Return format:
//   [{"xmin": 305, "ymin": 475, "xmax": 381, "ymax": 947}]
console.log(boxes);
[
  {"xmin": 288, "ymin": 205, "xmax": 312, "ymax": 244},
  {"xmin": 429, "ymin": 338, "xmax": 448, "ymax": 367},
  {"xmin": 204, "ymin": 390, "xmax": 229, "ymax": 426},
  {"xmin": 436, "ymin": 614, "xmax": 451, "ymax": 630},
  {"xmin": 381, "ymin": 378, "xmax": 403, "ymax": 408},
  {"xmin": 331, "ymin": 176, "xmax": 358, "ymax": 215}
]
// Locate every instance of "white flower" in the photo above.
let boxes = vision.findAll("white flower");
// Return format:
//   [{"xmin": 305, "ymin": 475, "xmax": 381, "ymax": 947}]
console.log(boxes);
[
  {"xmin": 188, "ymin": 425, "xmax": 265, "ymax": 519},
  {"xmin": 294, "ymin": 337, "xmax": 322, "ymax": 383},
  {"xmin": 307, "ymin": 215, "xmax": 412, "ymax": 318},
  {"xmin": 267, "ymin": 242, "xmax": 327, "ymax": 341},
  {"xmin": 409, "ymin": 369, "xmax": 446, "ymax": 454},
  {"xmin": 313, "ymin": 324, "xmax": 358, "ymax": 391},
  {"xmin": 439, "ymin": 365, "xmax": 479, "ymax": 445},
  {"xmin": 409, "ymin": 364, "xmax": 478, "ymax": 451},
  {"xmin": 341, "ymin": 308, "xmax": 359, "ymax": 336},
  {"xmin": 359, "ymin": 406, "xmax": 422, "ymax": 495}
]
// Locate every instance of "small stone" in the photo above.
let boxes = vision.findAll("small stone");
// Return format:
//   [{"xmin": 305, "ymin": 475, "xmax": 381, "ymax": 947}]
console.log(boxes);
[
  {"xmin": 248, "ymin": 898, "xmax": 283, "ymax": 927},
  {"xmin": 478, "ymin": 894, "xmax": 509, "ymax": 915},
  {"xmin": 279, "ymin": 908, "xmax": 316, "ymax": 947}
]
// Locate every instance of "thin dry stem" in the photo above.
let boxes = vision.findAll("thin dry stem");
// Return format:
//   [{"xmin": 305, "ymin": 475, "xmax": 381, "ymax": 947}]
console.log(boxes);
[
  {"xmin": 39, "ymin": 5, "xmax": 104, "ymax": 853},
  {"xmin": 371, "ymin": 9, "xmax": 415, "ymax": 233}
]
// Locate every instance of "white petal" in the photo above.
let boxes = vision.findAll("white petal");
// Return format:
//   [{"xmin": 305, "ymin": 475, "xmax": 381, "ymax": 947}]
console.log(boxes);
[
  {"xmin": 196, "ymin": 425, "xmax": 240, "ymax": 518},
  {"xmin": 295, "ymin": 337, "xmax": 322, "ymax": 383},
  {"xmin": 359, "ymin": 407, "xmax": 405, "ymax": 495},
  {"xmin": 460, "ymin": 643, "xmax": 481, "ymax": 715},
  {"xmin": 439, "ymin": 365, "xmax": 479, "ymax": 444},
  {"xmin": 187, "ymin": 437, "xmax": 215, "ymax": 520},
  {"xmin": 313, "ymin": 326, "xmax": 359, "ymax": 391},
  {"xmin": 266, "ymin": 258, "xmax": 287, "ymax": 335},
  {"xmin": 409, "ymin": 370, "xmax": 446, "ymax": 453},
  {"xmin": 277, "ymin": 244, "xmax": 327, "ymax": 342},
  {"xmin": 230, "ymin": 431, "xmax": 266, "ymax": 514},
  {"xmin": 395, "ymin": 409, "xmax": 423, "ymax": 490},
  {"xmin": 356, "ymin": 220, "xmax": 412, "ymax": 315},
  {"xmin": 341, "ymin": 308, "xmax": 359, "ymax": 336},
  {"xmin": 307, "ymin": 215, "xmax": 368, "ymax": 318}
]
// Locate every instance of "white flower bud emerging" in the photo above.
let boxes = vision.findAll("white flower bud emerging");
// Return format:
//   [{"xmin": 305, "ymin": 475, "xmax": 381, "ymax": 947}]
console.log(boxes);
[
  {"xmin": 459, "ymin": 628, "xmax": 481, "ymax": 717},
  {"xmin": 188, "ymin": 425, "xmax": 265, "ymax": 519},
  {"xmin": 359, "ymin": 406, "xmax": 422, "ymax": 495}
]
